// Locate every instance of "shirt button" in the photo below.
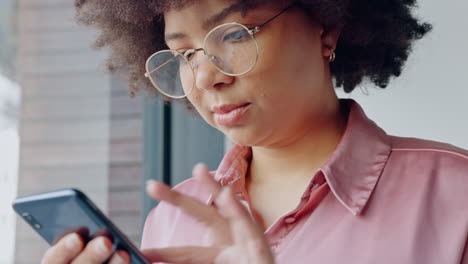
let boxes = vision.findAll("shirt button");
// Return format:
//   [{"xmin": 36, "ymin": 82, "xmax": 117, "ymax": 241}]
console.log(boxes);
[
  {"xmin": 271, "ymin": 243, "xmax": 278, "ymax": 251},
  {"xmin": 284, "ymin": 217, "xmax": 296, "ymax": 224}
]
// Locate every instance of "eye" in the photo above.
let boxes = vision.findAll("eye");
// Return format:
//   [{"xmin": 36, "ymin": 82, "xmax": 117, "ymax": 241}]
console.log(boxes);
[
  {"xmin": 222, "ymin": 29, "xmax": 250, "ymax": 43},
  {"xmin": 182, "ymin": 49, "xmax": 196, "ymax": 61}
]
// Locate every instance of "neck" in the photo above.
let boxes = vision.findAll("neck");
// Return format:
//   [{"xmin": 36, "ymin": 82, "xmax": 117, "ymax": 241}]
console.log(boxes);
[{"xmin": 248, "ymin": 99, "xmax": 348, "ymax": 185}]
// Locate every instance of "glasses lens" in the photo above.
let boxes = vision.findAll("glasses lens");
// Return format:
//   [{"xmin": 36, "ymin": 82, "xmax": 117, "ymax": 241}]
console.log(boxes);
[
  {"xmin": 146, "ymin": 50, "xmax": 194, "ymax": 98},
  {"xmin": 204, "ymin": 23, "xmax": 257, "ymax": 75}
]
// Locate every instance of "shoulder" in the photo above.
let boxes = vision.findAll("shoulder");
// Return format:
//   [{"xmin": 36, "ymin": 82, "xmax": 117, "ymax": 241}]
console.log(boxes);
[
  {"xmin": 172, "ymin": 177, "xmax": 211, "ymax": 199},
  {"xmin": 386, "ymin": 136, "xmax": 468, "ymax": 197},
  {"xmin": 141, "ymin": 176, "xmax": 214, "ymax": 249},
  {"xmin": 389, "ymin": 136, "xmax": 468, "ymax": 165},
  {"xmin": 145, "ymin": 176, "xmax": 213, "ymax": 220},
  {"xmin": 391, "ymin": 136, "xmax": 468, "ymax": 160}
]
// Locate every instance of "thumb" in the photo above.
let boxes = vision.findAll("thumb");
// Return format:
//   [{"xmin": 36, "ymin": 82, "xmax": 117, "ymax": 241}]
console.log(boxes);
[
  {"xmin": 192, "ymin": 163, "xmax": 211, "ymax": 178},
  {"xmin": 193, "ymin": 163, "xmax": 221, "ymax": 194}
]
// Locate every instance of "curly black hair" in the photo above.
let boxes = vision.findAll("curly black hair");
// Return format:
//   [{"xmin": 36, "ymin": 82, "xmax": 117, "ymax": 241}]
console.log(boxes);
[{"xmin": 74, "ymin": 0, "xmax": 431, "ymax": 100}]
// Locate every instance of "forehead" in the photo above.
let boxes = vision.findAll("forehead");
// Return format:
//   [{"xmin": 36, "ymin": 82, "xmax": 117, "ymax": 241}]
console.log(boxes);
[
  {"xmin": 163, "ymin": 0, "xmax": 281, "ymax": 32},
  {"xmin": 164, "ymin": 0, "xmax": 243, "ymax": 32}
]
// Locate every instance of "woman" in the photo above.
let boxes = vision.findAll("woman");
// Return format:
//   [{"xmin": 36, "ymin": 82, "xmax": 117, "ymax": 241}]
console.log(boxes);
[{"xmin": 42, "ymin": 0, "xmax": 468, "ymax": 263}]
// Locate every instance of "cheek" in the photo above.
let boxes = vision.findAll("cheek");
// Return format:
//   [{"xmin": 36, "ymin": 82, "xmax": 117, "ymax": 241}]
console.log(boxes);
[
  {"xmin": 179, "ymin": 67, "xmax": 195, "ymax": 95},
  {"xmin": 254, "ymin": 19, "xmax": 324, "ymax": 76},
  {"xmin": 186, "ymin": 91, "xmax": 202, "ymax": 112},
  {"xmin": 186, "ymin": 92, "xmax": 216, "ymax": 125}
]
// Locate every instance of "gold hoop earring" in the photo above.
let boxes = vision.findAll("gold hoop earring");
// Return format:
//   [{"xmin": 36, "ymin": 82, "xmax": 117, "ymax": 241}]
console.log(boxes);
[{"xmin": 328, "ymin": 47, "xmax": 336, "ymax": 62}]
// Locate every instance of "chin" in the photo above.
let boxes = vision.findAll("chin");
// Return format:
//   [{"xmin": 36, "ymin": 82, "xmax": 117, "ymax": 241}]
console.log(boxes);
[
  {"xmin": 229, "ymin": 138, "xmax": 254, "ymax": 147},
  {"xmin": 223, "ymin": 129, "xmax": 269, "ymax": 147}
]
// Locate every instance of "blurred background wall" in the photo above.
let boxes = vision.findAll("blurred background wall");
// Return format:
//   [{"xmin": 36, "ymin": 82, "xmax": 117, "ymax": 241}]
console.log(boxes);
[
  {"xmin": 336, "ymin": 0, "xmax": 468, "ymax": 149},
  {"xmin": 11, "ymin": 0, "xmax": 143, "ymax": 263},
  {"xmin": 0, "ymin": 0, "xmax": 20, "ymax": 263}
]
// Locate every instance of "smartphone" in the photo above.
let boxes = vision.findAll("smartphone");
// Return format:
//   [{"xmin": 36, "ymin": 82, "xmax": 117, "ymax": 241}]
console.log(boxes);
[{"xmin": 12, "ymin": 188, "xmax": 150, "ymax": 264}]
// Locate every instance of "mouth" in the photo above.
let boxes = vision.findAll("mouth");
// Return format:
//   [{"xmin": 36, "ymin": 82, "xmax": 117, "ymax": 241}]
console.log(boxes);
[{"xmin": 212, "ymin": 103, "xmax": 251, "ymax": 126}]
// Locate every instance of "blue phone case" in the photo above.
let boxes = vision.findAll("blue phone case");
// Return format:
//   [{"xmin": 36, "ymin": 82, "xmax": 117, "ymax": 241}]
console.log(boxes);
[{"xmin": 12, "ymin": 188, "xmax": 150, "ymax": 264}]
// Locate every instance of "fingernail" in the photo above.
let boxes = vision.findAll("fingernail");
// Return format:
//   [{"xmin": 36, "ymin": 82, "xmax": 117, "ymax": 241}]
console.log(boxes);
[
  {"xmin": 111, "ymin": 252, "xmax": 126, "ymax": 264},
  {"xmin": 146, "ymin": 179, "xmax": 156, "ymax": 186},
  {"xmin": 193, "ymin": 163, "xmax": 208, "ymax": 176},
  {"xmin": 95, "ymin": 237, "xmax": 110, "ymax": 257},
  {"xmin": 193, "ymin": 163, "xmax": 202, "ymax": 173},
  {"xmin": 64, "ymin": 233, "xmax": 80, "ymax": 250}
]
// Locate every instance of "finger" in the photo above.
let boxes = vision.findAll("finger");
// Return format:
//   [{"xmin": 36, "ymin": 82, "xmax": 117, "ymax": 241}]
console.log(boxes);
[
  {"xmin": 215, "ymin": 243, "xmax": 274, "ymax": 264},
  {"xmin": 41, "ymin": 233, "xmax": 84, "ymax": 264},
  {"xmin": 216, "ymin": 188, "xmax": 274, "ymax": 264},
  {"xmin": 192, "ymin": 163, "xmax": 226, "ymax": 206},
  {"xmin": 146, "ymin": 180, "xmax": 233, "ymax": 245},
  {"xmin": 215, "ymin": 187, "xmax": 265, "ymax": 243},
  {"xmin": 142, "ymin": 246, "xmax": 219, "ymax": 264},
  {"xmin": 108, "ymin": 250, "xmax": 130, "ymax": 264},
  {"xmin": 192, "ymin": 163, "xmax": 221, "ymax": 195},
  {"xmin": 71, "ymin": 236, "xmax": 113, "ymax": 264},
  {"xmin": 146, "ymin": 180, "xmax": 224, "ymax": 227},
  {"xmin": 192, "ymin": 163, "xmax": 238, "ymax": 246}
]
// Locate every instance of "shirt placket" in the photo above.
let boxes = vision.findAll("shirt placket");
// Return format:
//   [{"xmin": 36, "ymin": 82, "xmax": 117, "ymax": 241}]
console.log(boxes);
[{"xmin": 265, "ymin": 171, "xmax": 328, "ymax": 255}]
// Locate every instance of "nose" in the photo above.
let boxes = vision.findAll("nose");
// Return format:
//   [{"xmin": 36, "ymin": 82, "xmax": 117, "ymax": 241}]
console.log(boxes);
[{"xmin": 193, "ymin": 55, "xmax": 234, "ymax": 91}]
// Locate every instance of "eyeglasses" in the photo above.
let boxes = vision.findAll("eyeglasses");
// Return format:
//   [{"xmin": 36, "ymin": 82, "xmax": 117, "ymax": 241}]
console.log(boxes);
[{"xmin": 144, "ymin": 5, "xmax": 293, "ymax": 99}]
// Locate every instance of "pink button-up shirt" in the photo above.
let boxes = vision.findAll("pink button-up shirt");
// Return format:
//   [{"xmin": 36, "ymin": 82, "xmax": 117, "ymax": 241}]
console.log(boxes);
[{"xmin": 141, "ymin": 100, "xmax": 468, "ymax": 263}]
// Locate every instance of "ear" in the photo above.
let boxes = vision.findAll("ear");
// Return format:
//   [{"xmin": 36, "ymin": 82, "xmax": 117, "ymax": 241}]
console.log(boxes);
[{"xmin": 320, "ymin": 27, "xmax": 341, "ymax": 57}]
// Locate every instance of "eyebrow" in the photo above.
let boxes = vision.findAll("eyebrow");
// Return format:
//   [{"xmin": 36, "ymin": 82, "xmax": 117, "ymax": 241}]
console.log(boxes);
[
  {"xmin": 165, "ymin": 32, "xmax": 187, "ymax": 42},
  {"xmin": 164, "ymin": 2, "xmax": 244, "ymax": 43},
  {"xmin": 202, "ymin": 2, "xmax": 243, "ymax": 30}
]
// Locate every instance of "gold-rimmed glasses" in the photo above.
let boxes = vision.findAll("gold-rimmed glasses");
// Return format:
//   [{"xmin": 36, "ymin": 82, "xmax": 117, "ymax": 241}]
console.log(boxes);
[{"xmin": 144, "ymin": 5, "xmax": 292, "ymax": 99}]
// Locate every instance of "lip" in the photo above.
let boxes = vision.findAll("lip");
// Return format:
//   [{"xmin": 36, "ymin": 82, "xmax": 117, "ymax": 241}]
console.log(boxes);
[{"xmin": 212, "ymin": 103, "xmax": 251, "ymax": 126}]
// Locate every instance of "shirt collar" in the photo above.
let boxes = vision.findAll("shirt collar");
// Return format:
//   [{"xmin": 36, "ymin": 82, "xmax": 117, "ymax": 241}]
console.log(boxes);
[
  {"xmin": 214, "ymin": 144, "xmax": 252, "ymax": 199},
  {"xmin": 214, "ymin": 99, "xmax": 392, "ymax": 216},
  {"xmin": 320, "ymin": 99, "xmax": 392, "ymax": 215}
]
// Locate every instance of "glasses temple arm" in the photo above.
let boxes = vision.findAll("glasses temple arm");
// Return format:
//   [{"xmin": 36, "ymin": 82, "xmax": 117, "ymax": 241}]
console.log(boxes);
[
  {"xmin": 254, "ymin": 3, "xmax": 296, "ymax": 32},
  {"xmin": 144, "ymin": 54, "xmax": 179, "ymax": 77}
]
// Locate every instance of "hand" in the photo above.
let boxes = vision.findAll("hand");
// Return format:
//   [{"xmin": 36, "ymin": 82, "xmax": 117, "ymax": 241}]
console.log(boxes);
[
  {"xmin": 143, "ymin": 163, "xmax": 275, "ymax": 264},
  {"xmin": 41, "ymin": 233, "xmax": 130, "ymax": 264}
]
